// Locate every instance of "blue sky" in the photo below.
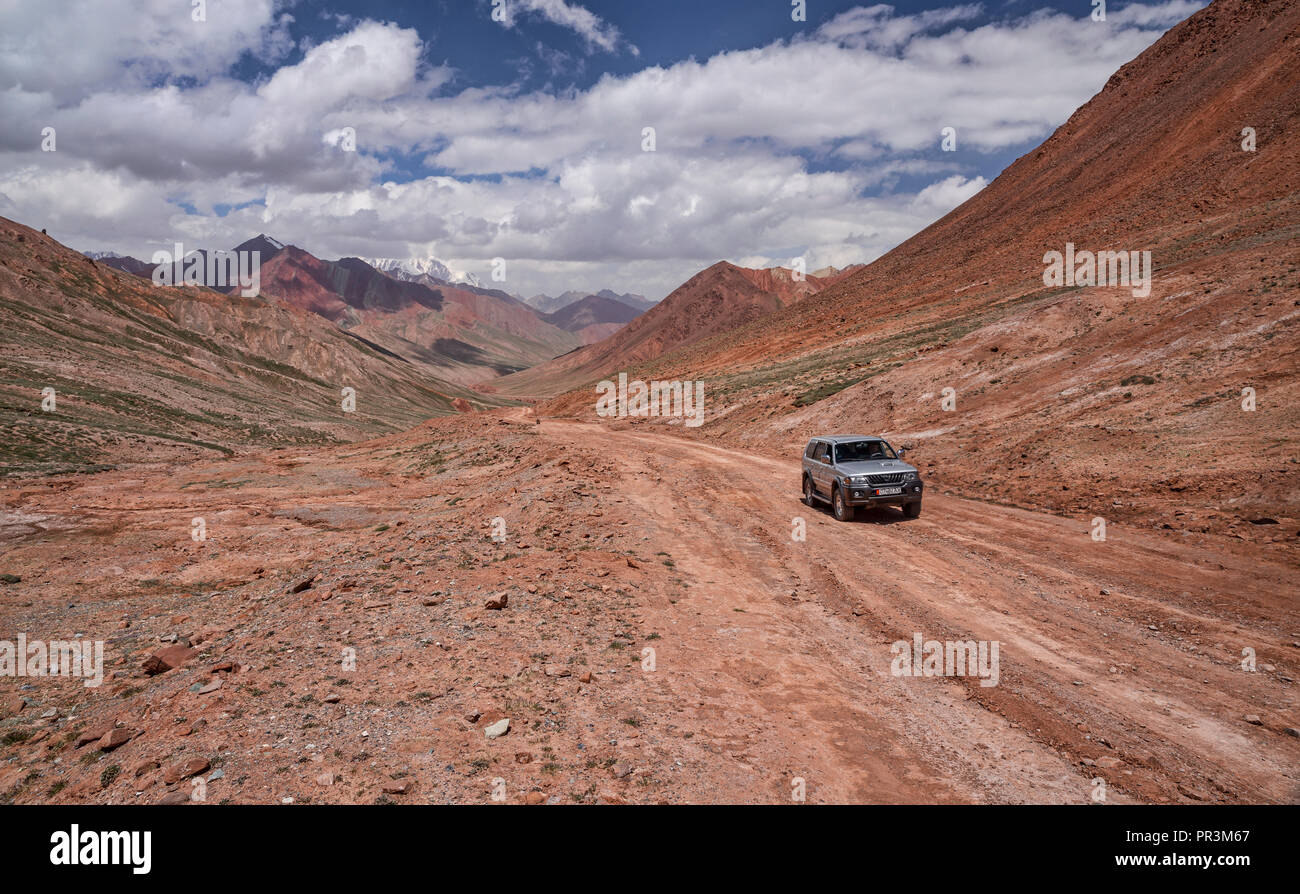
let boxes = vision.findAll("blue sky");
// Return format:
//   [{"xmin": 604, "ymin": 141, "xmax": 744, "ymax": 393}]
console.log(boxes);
[
  {"xmin": 269, "ymin": 1, "xmax": 1098, "ymax": 92},
  {"xmin": 0, "ymin": 0, "xmax": 1205, "ymax": 298}
]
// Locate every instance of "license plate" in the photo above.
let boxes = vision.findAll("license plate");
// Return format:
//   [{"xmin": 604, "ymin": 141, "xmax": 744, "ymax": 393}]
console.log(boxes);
[{"xmin": 877, "ymin": 487, "xmax": 903, "ymax": 495}]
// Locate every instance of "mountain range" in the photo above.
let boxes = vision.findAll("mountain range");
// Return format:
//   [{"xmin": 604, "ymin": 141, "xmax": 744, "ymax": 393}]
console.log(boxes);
[
  {"xmin": 73, "ymin": 238, "xmax": 661, "ymax": 386},
  {"xmin": 1, "ymin": 228, "xmax": 671, "ymax": 473},
  {"xmin": 524, "ymin": 289, "xmax": 654, "ymax": 315},
  {"xmin": 0, "ymin": 220, "xmax": 517, "ymax": 474},
  {"xmin": 492, "ymin": 262, "xmax": 861, "ymax": 395}
]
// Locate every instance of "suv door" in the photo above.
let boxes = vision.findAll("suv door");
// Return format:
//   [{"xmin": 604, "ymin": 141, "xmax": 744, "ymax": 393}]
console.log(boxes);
[
  {"xmin": 802, "ymin": 441, "xmax": 818, "ymax": 496},
  {"xmin": 810, "ymin": 441, "xmax": 831, "ymax": 493}
]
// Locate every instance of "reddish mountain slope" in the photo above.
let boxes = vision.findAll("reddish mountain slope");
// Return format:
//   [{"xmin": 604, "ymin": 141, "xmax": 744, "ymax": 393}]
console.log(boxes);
[
  {"xmin": 641, "ymin": 0, "xmax": 1300, "ymax": 374},
  {"xmin": 404, "ymin": 273, "xmax": 569, "ymax": 344},
  {"xmin": 93, "ymin": 239, "xmax": 580, "ymax": 385},
  {"xmin": 252, "ymin": 248, "xmax": 578, "ymax": 385},
  {"xmin": 542, "ymin": 293, "xmax": 642, "ymax": 344},
  {"xmin": 493, "ymin": 262, "xmax": 853, "ymax": 395},
  {"xmin": 544, "ymin": 293, "xmax": 640, "ymax": 331},
  {"xmin": 256, "ymin": 247, "xmax": 354, "ymax": 320}
]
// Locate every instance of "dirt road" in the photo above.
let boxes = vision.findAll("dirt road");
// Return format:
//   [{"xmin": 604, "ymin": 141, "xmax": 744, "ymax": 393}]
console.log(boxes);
[
  {"xmin": 536, "ymin": 417, "xmax": 1300, "ymax": 803},
  {"xmin": 1, "ymin": 411, "xmax": 1295, "ymax": 803}
]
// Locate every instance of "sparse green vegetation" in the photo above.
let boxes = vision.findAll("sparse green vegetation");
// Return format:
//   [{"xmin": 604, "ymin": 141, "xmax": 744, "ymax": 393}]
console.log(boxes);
[{"xmin": 794, "ymin": 373, "xmax": 871, "ymax": 407}]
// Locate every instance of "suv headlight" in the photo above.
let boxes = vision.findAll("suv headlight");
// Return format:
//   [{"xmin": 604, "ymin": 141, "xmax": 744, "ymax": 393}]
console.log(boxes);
[
  {"xmin": 848, "ymin": 475, "xmax": 869, "ymax": 485},
  {"xmin": 903, "ymin": 472, "xmax": 919, "ymax": 481}
]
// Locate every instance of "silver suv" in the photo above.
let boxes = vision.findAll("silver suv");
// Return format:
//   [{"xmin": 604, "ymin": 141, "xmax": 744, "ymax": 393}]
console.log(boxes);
[{"xmin": 802, "ymin": 435, "xmax": 923, "ymax": 521}]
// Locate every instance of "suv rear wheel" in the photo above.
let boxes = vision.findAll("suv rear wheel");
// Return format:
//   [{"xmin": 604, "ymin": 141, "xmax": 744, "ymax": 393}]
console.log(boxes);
[
  {"xmin": 803, "ymin": 476, "xmax": 817, "ymax": 506},
  {"xmin": 832, "ymin": 486, "xmax": 856, "ymax": 522}
]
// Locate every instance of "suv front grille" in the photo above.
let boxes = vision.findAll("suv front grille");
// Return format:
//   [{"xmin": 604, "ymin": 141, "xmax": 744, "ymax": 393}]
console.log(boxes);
[{"xmin": 866, "ymin": 473, "xmax": 906, "ymax": 485}]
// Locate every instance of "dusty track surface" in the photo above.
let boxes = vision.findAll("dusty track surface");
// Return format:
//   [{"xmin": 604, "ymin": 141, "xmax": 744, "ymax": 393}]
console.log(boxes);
[
  {"xmin": 559, "ymin": 419, "xmax": 1299, "ymax": 803},
  {"xmin": 1, "ymin": 411, "xmax": 1296, "ymax": 803}
]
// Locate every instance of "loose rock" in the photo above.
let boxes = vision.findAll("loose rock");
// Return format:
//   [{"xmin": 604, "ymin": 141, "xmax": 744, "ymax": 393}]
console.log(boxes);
[
  {"xmin": 76, "ymin": 722, "xmax": 115, "ymax": 747},
  {"xmin": 97, "ymin": 727, "xmax": 137, "ymax": 751},
  {"xmin": 142, "ymin": 645, "xmax": 196, "ymax": 676},
  {"xmin": 163, "ymin": 757, "xmax": 210, "ymax": 785}
]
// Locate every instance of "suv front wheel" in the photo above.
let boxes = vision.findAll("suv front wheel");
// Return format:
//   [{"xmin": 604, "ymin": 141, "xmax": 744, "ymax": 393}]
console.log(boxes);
[
  {"xmin": 832, "ymin": 486, "xmax": 856, "ymax": 522},
  {"xmin": 902, "ymin": 501, "xmax": 921, "ymax": 519}
]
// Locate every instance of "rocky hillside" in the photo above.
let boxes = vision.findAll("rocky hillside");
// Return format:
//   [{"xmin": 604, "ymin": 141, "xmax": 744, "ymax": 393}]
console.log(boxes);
[{"xmin": 0, "ymin": 220, "xmax": 508, "ymax": 475}]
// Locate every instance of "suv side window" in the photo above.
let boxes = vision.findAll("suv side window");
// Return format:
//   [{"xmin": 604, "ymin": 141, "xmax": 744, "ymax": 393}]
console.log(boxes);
[
  {"xmin": 812, "ymin": 442, "xmax": 829, "ymax": 463},
  {"xmin": 804, "ymin": 441, "xmax": 817, "ymax": 459}
]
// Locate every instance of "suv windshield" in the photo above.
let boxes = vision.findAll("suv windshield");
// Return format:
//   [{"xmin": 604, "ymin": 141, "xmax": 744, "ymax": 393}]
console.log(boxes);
[{"xmin": 834, "ymin": 440, "xmax": 896, "ymax": 463}]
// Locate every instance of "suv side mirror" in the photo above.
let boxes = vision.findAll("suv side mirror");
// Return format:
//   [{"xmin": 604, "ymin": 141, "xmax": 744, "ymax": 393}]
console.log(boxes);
[{"xmin": 896, "ymin": 447, "xmax": 906, "ymax": 458}]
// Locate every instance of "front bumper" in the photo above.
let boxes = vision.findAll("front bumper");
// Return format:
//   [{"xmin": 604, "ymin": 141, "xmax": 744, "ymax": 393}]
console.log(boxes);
[{"xmin": 842, "ymin": 480, "xmax": 923, "ymax": 506}]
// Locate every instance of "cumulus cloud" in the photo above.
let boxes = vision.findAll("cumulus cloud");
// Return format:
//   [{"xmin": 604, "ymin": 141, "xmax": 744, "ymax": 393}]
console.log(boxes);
[
  {"xmin": 0, "ymin": 0, "xmax": 293, "ymax": 103},
  {"xmin": 0, "ymin": 1, "xmax": 1205, "ymax": 298}
]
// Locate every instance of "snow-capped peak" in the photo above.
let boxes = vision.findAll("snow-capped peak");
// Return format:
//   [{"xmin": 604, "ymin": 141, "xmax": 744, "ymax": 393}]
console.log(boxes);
[
  {"xmin": 361, "ymin": 256, "xmax": 481, "ymax": 288},
  {"xmin": 361, "ymin": 256, "xmax": 453, "ymax": 283}
]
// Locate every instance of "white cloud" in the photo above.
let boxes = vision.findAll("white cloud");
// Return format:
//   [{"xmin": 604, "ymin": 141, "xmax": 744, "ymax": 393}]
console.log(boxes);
[
  {"xmin": 910, "ymin": 174, "xmax": 988, "ymax": 211},
  {"xmin": 0, "ymin": 0, "xmax": 292, "ymax": 103},
  {"xmin": 494, "ymin": 0, "xmax": 632, "ymax": 55},
  {"xmin": 818, "ymin": 3, "xmax": 986, "ymax": 51},
  {"xmin": 0, "ymin": 2, "xmax": 1206, "ymax": 298}
]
